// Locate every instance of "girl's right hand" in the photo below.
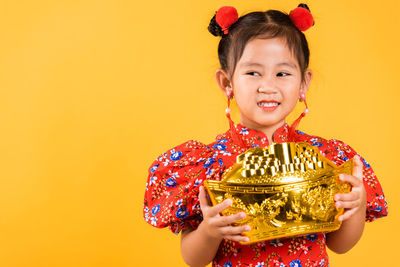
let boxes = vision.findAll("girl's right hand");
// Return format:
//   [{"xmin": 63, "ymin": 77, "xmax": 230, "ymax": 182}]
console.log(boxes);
[{"xmin": 198, "ymin": 185, "xmax": 250, "ymax": 243}]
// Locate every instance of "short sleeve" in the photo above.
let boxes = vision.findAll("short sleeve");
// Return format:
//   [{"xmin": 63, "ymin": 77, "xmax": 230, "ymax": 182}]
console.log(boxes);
[
  {"xmin": 327, "ymin": 139, "xmax": 388, "ymax": 222},
  {"xmin": 143, "ymin": 140, "xmax": 219, "ymax": 234}
]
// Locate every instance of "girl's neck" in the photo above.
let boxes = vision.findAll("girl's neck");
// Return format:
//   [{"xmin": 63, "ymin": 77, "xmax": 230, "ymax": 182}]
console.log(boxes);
[{"xmin": 240, "ymin": 120, "xmax": 286, "ymax": 144}]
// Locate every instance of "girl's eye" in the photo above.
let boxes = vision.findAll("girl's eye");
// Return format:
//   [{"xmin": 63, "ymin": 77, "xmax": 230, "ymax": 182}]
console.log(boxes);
[
  {"xmin": 277, "ymin": 72, "xmax": 290, "ymax": 77},
  {"xmin": 246, "ymin": 72, "xmax": 261, "ymax": 76}
]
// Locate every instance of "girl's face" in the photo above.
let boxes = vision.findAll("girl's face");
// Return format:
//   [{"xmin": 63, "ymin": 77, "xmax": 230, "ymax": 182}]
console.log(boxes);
[{"xmin": 230, "ymin": 37, "xmax": 311, "ymax": 135}]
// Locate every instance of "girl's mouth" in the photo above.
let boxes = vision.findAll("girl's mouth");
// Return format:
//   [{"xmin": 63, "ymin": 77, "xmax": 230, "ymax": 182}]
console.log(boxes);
[{"xmin": 258, "ymin": 101, "xmax": 280, "ymax": 111}]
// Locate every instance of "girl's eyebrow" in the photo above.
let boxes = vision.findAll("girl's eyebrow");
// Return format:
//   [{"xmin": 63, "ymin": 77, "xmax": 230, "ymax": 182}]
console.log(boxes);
[
  {"xmin": 239, "ymin": 61, "xmax": 297, "ymax": 69},
  {"xmin": 239, "ymin": 61, "xmax": 263, "ymax": 68},
  {"xmin": 277, "ymin": 62, "xmax": 297, "ymax": 69}
]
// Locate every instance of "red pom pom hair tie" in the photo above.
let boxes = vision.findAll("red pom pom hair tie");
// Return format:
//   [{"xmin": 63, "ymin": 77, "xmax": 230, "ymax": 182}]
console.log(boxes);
[
  {"xmin": 216, "ymin": 6, "xmax": 239, "ymax": 34},
  {"xmin": 289, "ymin": 4, "xmax": 314, "ymax": 31}
]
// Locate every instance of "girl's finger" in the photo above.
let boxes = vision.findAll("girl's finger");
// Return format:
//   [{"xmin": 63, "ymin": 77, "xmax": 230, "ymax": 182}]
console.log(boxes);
[
  {"xmin": 198, "ymin": 186, "xmax": 211, "ymax": 211},
  {"xmin": 338, "ymin": 208, "xmax": 358, "ymax": 221},
  {"xmin": 225, "ymin": 234, "xmax": 250, "ymax": 243},
  {"xmin": 219, "ymin": 225, "xmax": 251, "ymax": 236},
  {"xmin": 214, "ymin": 212, "xmax": 247, "ymax": 226},
  {"xmin": 352, "ymin": 155, "xmax": 364, "ymax": 180},
  {"xmin": 336, "ymin": 199, "xmax": 361, "ymax": 209},
  {"xmin": 334, "ymin": 190, "xmax": 359, "ymax": 202},
  {"xmin": 338, "ymin": 174, "xmax": 362, "ymax": 187},
  {"xmin": 206, "ymin": 198, "xmax": 233, "ymax": 217}
]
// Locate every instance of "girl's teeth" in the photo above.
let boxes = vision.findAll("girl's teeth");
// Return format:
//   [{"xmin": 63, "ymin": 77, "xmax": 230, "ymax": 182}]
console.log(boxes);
[{"xmin": 259, "ymin": 102, "xmax": 279, "ymax": 107}]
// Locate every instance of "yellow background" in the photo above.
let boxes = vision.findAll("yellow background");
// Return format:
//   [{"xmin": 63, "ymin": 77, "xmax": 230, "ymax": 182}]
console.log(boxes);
[{"xmin": 0, "ymin": 0, "xmax": 398, "ymax": 266}]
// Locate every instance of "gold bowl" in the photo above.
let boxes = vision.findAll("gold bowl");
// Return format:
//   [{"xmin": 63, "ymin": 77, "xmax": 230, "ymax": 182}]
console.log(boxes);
[{"xmin": 204, "ymin": 142, "xmax": 352, "ymax": 244}]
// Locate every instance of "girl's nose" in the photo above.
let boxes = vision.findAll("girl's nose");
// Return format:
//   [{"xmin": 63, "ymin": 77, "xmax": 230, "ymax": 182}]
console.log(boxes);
[{"xmin": 258, "ymin": 77, "xmax": 277, "ymax": 94}]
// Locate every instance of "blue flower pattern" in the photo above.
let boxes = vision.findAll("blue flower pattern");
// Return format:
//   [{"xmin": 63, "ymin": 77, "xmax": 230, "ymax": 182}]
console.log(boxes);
[
  {"xmin": 170, "ymin": 149, "xmax": 183, "ymax": 161},
  {"xmin": 151, "ymin": 204, "xmax": 160, "ymax": 216},
  {"xmin": 203, "ymin": 157, "xmax": 216, "ymax": 168},
  {"xmin": 361, "ymin": 156, "xmax": 371, "ymax": 169},
  {"xmin": 150, "ymin": 164, "xmax": 159, "ymax": 173},
  {"xmin": 175, "ymin": 206, "xmax": 189, "ymax": 219},
  {"xmin": 165, "ymin": 177, "xmax": 177, "ymax": 187},
  {"xmin": 306, "ymin": 234, "xmax": 317, "ymax": 242},
  {"xmin": 213, "ymin": 143, "xmax": 227, "ymax": 150},
  {"xmin": 240, "ymin": 128, "xmax": 249, "ymax": 135},
  {"xmin": 289, "ymin": 259, "xmax": 302, "ymax": 267}
]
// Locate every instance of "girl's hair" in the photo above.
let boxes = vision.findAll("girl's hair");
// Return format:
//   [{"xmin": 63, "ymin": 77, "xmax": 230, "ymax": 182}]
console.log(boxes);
[{"xmin": 208, "ymin": 4, "xmax": 312, "ymax": 83}]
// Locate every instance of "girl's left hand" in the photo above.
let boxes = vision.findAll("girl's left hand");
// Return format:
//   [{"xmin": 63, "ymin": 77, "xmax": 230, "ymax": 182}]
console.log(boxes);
[{"xmin": 334, "ymin": 155, "xmax": 367, "ymax": 221}]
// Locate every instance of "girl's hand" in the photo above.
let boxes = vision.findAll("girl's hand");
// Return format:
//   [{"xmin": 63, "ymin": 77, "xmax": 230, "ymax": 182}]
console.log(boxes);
[
  {"xmin": 198, "ymin": 185, "xmax": 250, "ymax": 242},
  {"xmin": 334, "ymin": 155, "xmax": 367, "ymax": 221}
]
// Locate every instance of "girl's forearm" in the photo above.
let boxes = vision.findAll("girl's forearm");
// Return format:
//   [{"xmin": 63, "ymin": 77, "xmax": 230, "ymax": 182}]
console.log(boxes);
[
  {"xmin": 180, "ymin": 222, "xmax": 222, "ymax": 267},
  {"xmin": 326, "ymin": 205, "xmax": 366, "ymax": 254}
]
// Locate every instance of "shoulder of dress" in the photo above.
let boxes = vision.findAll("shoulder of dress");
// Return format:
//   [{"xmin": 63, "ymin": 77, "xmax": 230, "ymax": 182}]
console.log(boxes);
[
  {"xmin": 326, "ymin": 138, "xmax": 358, "ymax": 158},
  {"xmin": 325, "ymin": 138, "xmax": 351, "ymax": 148},
  {"xmin": 295, "ymin": 129, "xmax": 350, "ymax": 147},
  {"xmin": 215, "ymin": 129, "xmax": 231, "ymax": 142},
  {"xmin": 294, "ymin": 131, "xmax": 357, "ymax": 157},
  {"xmin": 160, "ymin": 139, "xmax": 213, "ymax": 155},
  {"xmin": 294, "ymin": 130, "xmax": 329, "ymax": 144},
  {"xmin": 306, "ymin": 135, "xmax": 360, "ymax": 165},
  {"xmin": 148, "ymin": 139, "xmax": 217, "ymax": 171}
]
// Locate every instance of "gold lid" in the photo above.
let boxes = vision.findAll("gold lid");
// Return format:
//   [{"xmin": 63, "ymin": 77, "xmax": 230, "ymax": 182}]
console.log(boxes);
[{"xmin": 204, "ymin": 142, "xmax": 352, "ymax": 244}]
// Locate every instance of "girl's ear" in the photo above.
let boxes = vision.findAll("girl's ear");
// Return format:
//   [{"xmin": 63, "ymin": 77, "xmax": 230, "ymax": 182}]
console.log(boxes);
[
  {"xmin": 215, "ymin": 68, "xmax": 233, "ymax": 97},
  {"xmin": 300, "ymin": 69, "xmax": 313, "ymax": 96}
]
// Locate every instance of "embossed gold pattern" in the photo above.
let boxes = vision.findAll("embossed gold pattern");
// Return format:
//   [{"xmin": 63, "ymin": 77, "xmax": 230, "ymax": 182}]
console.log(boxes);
[{"xmin": 204, "ymin": 142, "xmax": 352, "ymax": 244}]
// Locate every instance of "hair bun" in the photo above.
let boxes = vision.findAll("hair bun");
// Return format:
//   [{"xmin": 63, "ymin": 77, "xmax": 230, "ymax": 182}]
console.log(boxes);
[
  {"xmin": 208, "ymin": 6, "xmax": 239, "ymax": 37},
  {"xmin": 208, "ymin": 14, "xmax": 224, "ymax": 37},
  {"xmin": 298, "ymin": 3, "xmax": 310, "ymax": 12},
  {"xmin": 289, "ymin": 3, "xmax": 314, "ymax": 31}
]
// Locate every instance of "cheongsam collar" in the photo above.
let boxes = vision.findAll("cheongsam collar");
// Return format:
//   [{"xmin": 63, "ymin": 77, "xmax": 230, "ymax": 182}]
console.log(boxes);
[{"xmin": 234, "ymin": 122, "xmax": 290, "ymax": 148}]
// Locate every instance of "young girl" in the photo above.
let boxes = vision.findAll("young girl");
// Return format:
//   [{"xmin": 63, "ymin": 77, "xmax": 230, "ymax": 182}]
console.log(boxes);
[{"xmin": 143, "ymin": 4, "xmax": 388, "ymax": 267}]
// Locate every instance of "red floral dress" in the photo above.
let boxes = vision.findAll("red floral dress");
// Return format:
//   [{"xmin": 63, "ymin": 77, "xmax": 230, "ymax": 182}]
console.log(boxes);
[{"xmin": 143, "ymin": 123, "xmax": 388, "ymax": 267}]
